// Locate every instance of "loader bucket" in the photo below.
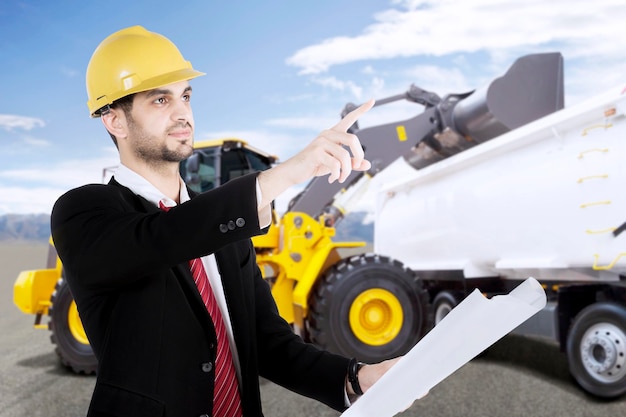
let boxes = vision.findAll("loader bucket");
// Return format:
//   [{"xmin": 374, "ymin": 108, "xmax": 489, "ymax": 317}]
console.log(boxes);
[{"xmin": 452, "ymin": 52, "xmax": 564, "ymax": 143}]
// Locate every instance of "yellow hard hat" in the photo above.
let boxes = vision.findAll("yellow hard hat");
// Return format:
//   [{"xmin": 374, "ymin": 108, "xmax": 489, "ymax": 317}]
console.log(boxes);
[{"xmin": 86, "ymin": 26, "xmax": 205, "ymax": 117}]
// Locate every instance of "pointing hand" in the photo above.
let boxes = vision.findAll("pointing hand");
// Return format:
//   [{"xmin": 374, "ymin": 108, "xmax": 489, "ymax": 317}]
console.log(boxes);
[
  {"xmin": 256, "ymin": 99, "xmax": 374, "ymax": 211},
  {"xmin": 289, "ymin": 99, "xmax": 374, "ymax": 184}
]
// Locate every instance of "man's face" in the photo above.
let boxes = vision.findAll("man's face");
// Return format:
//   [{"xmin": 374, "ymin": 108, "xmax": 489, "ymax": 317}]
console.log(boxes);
[{"xmin": 124, "ymin": 80, "xmax": 195, "ymax": 164}]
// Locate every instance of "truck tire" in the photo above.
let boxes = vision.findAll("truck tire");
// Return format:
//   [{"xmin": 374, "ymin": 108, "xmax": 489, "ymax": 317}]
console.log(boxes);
[
  {"xmin": 432, "ymin": 291, "xmax": 460, "ymax": 325},
  {"xmin": 49, "ymin": 278, "xmax": 97, "ymax": 374},
  {"xmin": 566, "ymin": 302, "xmax": 626, "ymax": 398},
  {"xmin": 308, "ymin": 253, "xmax": 429, "ymax": 363}
]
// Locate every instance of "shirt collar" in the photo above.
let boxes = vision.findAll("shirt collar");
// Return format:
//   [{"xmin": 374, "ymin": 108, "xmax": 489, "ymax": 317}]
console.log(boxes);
[{"xmin": 112, "ymin": 164, "xmax": 191, "ymax": 208}]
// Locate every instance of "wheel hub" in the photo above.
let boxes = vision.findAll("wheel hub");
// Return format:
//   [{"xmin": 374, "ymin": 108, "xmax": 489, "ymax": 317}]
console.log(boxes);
[
  {"xmin": 349, "ymin": 288, "xmax": 403, "ymax": 346},
  {"xmin": 580, "ymin": 323, "xmax": 626, "ymax": 383}
]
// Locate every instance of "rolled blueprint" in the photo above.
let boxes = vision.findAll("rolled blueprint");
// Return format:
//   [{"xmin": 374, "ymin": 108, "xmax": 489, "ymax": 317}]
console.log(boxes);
[{"xmin": 341, "ymin": 277, "xmax": 547, "ymax": 417}]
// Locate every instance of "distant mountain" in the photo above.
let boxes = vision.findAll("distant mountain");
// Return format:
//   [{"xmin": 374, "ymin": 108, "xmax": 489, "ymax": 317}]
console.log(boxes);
[{"xmin": 0, "ymin": 214, "xmax": 50, "ymax": 242}]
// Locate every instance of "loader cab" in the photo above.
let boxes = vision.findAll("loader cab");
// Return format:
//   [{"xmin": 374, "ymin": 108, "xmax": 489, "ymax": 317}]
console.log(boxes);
[{"xmin": 180, "ymin": 138, "xmax": 277, "ymax": 193}]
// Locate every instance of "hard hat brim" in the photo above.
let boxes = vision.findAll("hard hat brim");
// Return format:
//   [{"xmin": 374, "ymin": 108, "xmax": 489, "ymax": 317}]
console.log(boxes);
[{"xmin": 89, "ymin": 68, "xmax": 205, "ymax": 117}]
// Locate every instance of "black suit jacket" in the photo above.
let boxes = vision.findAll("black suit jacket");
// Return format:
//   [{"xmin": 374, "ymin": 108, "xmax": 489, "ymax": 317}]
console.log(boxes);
[{"xmin": 51, "ymin": 173, "xmax": 350, "ymax": 417}]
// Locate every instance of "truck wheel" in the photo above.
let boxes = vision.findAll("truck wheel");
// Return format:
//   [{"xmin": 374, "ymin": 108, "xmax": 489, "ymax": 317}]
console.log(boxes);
[
  {"xmin": 566, "ymin": 302, "xmax": 626, "ymax": 398},
  {"xmin": 308, "ymin": 254, "xmax": 429, "ymax": 363},
  {"xmin": 49, "ymin": 278, "xmax": 97, "ymax": 374},
  {"xmin": 432, "ymin": 291, "xmax": 460, "ymax": 325}
]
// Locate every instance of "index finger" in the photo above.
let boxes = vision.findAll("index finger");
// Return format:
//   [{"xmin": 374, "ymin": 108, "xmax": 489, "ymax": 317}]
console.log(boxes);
[{"xmin": 333, "ymin": 98, "xmax": 375, "ymax": 132}]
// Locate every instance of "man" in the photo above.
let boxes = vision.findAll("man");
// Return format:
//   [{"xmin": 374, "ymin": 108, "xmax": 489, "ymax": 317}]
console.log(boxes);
[{"xmin": 51, "ymin": 26, "xmax": 396, "ymax": 417}]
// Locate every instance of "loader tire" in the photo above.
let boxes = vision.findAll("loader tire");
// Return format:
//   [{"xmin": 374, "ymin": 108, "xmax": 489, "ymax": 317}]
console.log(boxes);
[
  {"xmin": 566, "ymin": 302, "xmax": 626, "ymax": 398},
  {"xmin": 49, "ymin": 278, "xmax": 97, "ymax": 374},
  {"xmin": 308, "ymin": 253, "xmax": 429, "ymax": 363}
]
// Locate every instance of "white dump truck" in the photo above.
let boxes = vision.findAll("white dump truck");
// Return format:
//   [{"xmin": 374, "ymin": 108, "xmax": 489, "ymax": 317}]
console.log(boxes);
[{"xmin": 374, "ymin": 81, "xmax": 626, "ymax": 398}]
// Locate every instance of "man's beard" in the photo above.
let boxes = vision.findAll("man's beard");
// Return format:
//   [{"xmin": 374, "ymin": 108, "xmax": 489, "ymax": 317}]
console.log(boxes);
[{"xmin": 127, "ymin": 115, "xmax": 193, "ymax": 164}]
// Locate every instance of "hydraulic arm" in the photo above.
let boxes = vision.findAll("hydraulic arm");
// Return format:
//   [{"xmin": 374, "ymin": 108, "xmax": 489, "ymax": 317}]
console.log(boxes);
[{"xmin": 287, "ymin": 52, "xmax": 564, "ymax": 225}]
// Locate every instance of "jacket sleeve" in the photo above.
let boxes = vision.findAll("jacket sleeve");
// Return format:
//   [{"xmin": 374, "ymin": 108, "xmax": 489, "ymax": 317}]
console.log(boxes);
[{"xmin": 51, "ymin": 173, "xmax": 265, "ymax": 290}]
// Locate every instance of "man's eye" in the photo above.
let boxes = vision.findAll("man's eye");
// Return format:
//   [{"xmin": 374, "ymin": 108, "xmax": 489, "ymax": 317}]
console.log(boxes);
[
  {"xmin": 154, "ymin": 97, "xmax": 166, "ymax": 104},
  {"xmin": 183, "ymin": 94, "xmax": 191, "ymax": 102}
]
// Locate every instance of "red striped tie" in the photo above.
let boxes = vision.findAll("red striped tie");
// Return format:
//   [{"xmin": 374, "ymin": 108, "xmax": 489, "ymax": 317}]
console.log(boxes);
[
  {"xmin": 160, "ymin": 202, "xmax": 243, "ymax": 416},
  {"xmin": 189, "ymin": 258, "xmax": 243, "ymax": 417}
]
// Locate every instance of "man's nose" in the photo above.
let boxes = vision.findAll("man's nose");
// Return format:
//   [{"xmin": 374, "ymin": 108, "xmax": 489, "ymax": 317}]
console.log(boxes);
[{"xmin": 172, "ymin": 100, "xmax": 192, "ymax": 123}]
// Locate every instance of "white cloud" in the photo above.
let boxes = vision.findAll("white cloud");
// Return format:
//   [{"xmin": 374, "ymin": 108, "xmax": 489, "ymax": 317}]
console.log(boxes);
[
  {"xmin": 287, "ymin": 0, "xmax": 625, "ymax": 74},
  {"xmin": 1, "ymin": 165, "xmax": 100, "ymax": 188},
  {"xmin": 401, "ymin": 65, "xmax": 471, "ymax": 94},
  {"xmin": 311, "ymin": 76, "xmax": 363, "ymax": 98},
  {"xmin": 22, "ymin": 136, "xmax": 51, "ymax": 147},
  {"xmin": 0, "ymin": 114, "xmax": 45, "ymax": 131},
  {"xmin": 0, "ymin": 185, "xmax": 64, "ymax": 215},
  {"xmin": 264, "ymin": 116, "xmax": 338, "ymax": 131},
  {"xmin": 285, "ymin": 0, "xmax": 626, "ymax": 104},
  {"xmin": 362, "ymin": 65, "xmax": 375, "ymax": 75},
  {"xmin": 0, "ymin": 147, "xmax": 119, "ymax": 214},
  {"xmin": 266, "ymin": 93, "xmax": 318, "ymax": 105}
]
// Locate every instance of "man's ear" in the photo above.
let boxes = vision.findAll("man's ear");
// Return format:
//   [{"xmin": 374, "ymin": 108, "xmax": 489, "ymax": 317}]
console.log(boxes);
[{"xmin": 101, "ymin": 109, "xmax": 127, "ymax": 140}]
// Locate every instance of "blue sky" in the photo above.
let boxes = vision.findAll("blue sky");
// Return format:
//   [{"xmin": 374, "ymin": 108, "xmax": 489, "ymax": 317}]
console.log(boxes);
[{"xmin": 1, "ymin": 0, "xmax": 625, "ymax": 215}]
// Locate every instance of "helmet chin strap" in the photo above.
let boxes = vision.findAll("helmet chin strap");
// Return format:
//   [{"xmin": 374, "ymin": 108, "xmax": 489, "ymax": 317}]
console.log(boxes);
[{"xmin": 98, "ymin": 104, "xmax": 112, "ymax": 117}]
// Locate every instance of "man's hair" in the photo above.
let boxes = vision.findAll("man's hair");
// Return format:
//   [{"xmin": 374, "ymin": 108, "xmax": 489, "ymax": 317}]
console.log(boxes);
[{"xmin": 105, "ymin": 94, "xmax": 135, "ymax": 148}]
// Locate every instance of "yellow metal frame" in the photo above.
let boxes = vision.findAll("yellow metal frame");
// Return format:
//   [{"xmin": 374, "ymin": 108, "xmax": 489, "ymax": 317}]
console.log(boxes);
[
  {"xmin": 13, "ymin": 239, "xmax": 65, "ymax": 329},
  {"xmin": 253, "ymin": 211, "xmax": 365, "ymax": 328},
  {"xmin": 13, "ymin": 269, "xmax": 59, "ymax": 318}
]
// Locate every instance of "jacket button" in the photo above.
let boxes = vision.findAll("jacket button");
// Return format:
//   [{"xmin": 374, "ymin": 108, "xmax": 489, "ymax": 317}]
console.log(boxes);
[
  {"xmin": 199, "ymin": 414, "xmax": 210, "ymax": 417},
  {"xmin": 201, "ymin": 362, "xmax": 213, "ymax": 373},
  {"xmin": 219, "ymin": 223, "xmax": 228, "ymax": 233},
  {"xmin": 227, "ymin": 220, "xmax": 236, "ymax": 230},
  {"xmin": 236, "ymin": 217, "xmax": 245, "ymax": 227}
]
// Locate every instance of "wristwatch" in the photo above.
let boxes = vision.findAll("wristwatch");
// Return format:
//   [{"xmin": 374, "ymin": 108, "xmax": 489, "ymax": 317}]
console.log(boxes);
[{"xmin": 348, "ymin": 357, "xmax": 365, "ymax": 396}]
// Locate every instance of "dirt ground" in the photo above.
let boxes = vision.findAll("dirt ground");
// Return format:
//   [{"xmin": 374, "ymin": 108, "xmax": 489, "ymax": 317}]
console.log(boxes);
[{"xmin": 1, "ymin": 242, "xmax": 624, "ymax": 416}]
